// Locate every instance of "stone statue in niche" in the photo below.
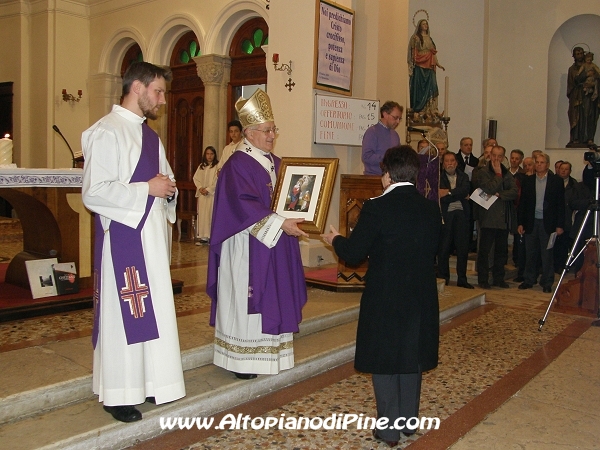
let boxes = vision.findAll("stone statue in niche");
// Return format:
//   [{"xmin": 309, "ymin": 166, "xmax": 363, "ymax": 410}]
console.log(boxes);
[
  {"xmin": 567, "ymin": 46, "xmax": 600, "ymax": 148},
  {"xmin": 407, "ymin": 10, "xmax": 445, "ymax": 125}
]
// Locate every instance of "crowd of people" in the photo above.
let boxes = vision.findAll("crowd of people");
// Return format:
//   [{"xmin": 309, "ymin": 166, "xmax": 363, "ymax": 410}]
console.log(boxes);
[
  {"xmin": 361, "ymin": 101, "xmax": 594, "ymax": 294},
  {"xmin": 437, "ymin": 137, "xmax": 594, "ymax": 292}
]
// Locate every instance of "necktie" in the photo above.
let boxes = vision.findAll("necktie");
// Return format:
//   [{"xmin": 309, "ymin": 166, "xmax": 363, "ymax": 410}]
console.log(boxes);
[{"xmin": 465, "ymin": 155, "xmax": 469, "ymax": 165}]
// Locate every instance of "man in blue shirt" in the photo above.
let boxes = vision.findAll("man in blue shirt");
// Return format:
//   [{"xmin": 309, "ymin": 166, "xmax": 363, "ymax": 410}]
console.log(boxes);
[{"xmin": 361, "ymin": 101, "xmax": 403, "ymax": 175}]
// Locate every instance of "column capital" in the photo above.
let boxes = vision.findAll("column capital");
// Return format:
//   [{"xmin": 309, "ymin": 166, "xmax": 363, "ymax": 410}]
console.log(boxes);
[{"xmin": 193, "ymin": 54, "xmax": 232, "ymax": 86}]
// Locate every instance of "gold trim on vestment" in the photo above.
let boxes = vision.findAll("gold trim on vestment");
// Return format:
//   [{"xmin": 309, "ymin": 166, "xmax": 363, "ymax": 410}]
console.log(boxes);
[
  {"xmin": 214, "ymin": 336, "xmax": 293, "ymax": 354},
  {"xmin": 250, "ymin": 215, "xmax": 270, "ymax": 238}
]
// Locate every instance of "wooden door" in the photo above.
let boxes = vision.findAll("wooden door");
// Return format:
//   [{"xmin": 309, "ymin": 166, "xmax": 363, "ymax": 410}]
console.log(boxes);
[{"xmin": 167, "ymin": 48, "xmax": 205, "ymax": 223}]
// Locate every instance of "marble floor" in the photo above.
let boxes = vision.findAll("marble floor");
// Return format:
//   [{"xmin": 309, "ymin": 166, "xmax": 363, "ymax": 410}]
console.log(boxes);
[{"xmin": 1, "ymin": 219, "xmax": 599, "ymax": 449}]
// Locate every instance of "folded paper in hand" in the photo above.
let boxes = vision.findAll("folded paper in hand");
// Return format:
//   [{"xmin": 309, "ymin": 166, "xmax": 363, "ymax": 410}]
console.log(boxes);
[{"xmin": 471, "ymin": 188, "xmax": 498, "ymax": 210}]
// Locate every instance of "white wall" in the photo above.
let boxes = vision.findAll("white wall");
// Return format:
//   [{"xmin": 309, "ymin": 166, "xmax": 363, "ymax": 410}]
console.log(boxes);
[{"xmin": 487, "ymin": 0, "xmax": 600, "ymax": 180}]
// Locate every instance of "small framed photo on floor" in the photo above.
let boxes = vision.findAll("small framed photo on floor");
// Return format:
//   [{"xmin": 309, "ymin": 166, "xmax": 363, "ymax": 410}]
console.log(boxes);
[{"xmin": 271, "ymin": 157, "xmax": 338, "ymax": 234}]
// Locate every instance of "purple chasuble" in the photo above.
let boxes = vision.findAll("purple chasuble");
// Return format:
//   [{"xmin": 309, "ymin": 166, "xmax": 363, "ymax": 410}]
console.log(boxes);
[
  {"xmin": 207, "ymin": 150, "xmax": 307, "ymax": 335},
  {"xmin": 416, "ymin": 154, "xmax": 439, "ymax": 202},
  {"xmin": 92, "ymin": 123, "xmax": 160, "ymax": 347}
]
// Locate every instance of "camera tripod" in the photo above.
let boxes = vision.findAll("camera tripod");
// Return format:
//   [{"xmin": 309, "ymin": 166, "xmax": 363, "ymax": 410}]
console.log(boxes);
[{"xmin": 538, "ymin": 170, "xmax": 600, "ymax": 331}]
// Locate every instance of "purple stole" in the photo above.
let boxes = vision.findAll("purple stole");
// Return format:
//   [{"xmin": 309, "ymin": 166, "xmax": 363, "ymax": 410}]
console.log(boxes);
[
  {"xmin": 92, "ymin": 123, "xmax": 160, "ymax": 348},
  {"xmin": 417, "ymin": 154, "xmax": 439, "ymax": 202}
]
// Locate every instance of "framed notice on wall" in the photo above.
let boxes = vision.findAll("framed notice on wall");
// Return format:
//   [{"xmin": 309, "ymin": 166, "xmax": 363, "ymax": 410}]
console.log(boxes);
[
  {"xmin": 313, "ymin": 0, "xmax": 355, "ymax": 96},
  {"xmin": 314, "ymin": 94, "xmax": 379, "ymax": 146}
]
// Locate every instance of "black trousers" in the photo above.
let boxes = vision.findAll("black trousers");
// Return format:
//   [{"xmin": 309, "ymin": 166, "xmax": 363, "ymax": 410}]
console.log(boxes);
[
  {"xmin": 438, "ymin": 210, "xmax": 469, "ymax": 282},
  {"xmin": 524, "ymin": 219, "xmax": 554, "ymax": 288},
  {"xmin": 477, "ymin": 228, "xmax": 509, "ymax": 284},
  {"xmin": 515, "ymin": 233, "xmax": 526, "ymax": 277},
  {"xmin": 372, "ymin": 372, "xmax": 422, "ymax": 441}
]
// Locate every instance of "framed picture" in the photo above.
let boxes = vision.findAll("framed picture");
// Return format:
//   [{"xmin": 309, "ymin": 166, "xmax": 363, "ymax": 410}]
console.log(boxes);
[
  {"xmin": 25, "ymin": 258, "xmax": 59, "ymax": 299},
  {"xmin": 313, "ymin": 0, "xmax": 355, "ymax": 96},
  {"xmin": 271, "ymin": 157, "xmax": 339, "ymax": 234}
]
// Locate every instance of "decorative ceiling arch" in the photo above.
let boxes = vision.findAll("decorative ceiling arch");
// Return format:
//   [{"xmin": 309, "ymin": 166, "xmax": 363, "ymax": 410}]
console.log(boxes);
[
  {"xmin": 98, "ymin": 27, "xmax": 146, "ymax": 74},
  {"xmin": 204, "ymin": 0, "xmax": 268, "ymax": 56},
  {"xmin": 147, "ymin": 14, "xmax": 205, "ymax": 65}
]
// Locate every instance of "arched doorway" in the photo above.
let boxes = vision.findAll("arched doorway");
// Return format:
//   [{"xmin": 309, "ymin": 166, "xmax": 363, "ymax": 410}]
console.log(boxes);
[
  {"xmin": 120, "ymin": 43, "xmax": 143, "ymax": 77},
  {"xmin": 167, "ymin": 31, "xmax": 205, "ymax": 221},
  {"xmin": 228, "ymin": 17, "xmax": 268, "ymax": 121}
]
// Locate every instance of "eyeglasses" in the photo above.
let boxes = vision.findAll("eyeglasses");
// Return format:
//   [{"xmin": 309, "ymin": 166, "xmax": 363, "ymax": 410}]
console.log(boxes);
[
  {"xmin": 387, "ymin": 114, "xmax": 402, "ymax": 121},
  {"xmin": 255, "ymin": 127, "xmax": 279, "ymax": 135}
]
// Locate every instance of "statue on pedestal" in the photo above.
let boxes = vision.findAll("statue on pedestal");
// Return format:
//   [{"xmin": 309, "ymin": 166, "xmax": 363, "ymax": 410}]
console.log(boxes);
[
  {"xmin": 408, "ymin": 11, "xmax": 445, "ymax": 125},
  {"xmin": 567, "ymin": 45, "xmax": 600, "ymax": 148}
]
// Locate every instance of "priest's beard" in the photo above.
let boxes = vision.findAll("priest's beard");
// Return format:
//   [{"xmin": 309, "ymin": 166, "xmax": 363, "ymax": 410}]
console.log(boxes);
[{"xmin": 138, "ymin": 92, "xmax": 159, "ymax": 120}]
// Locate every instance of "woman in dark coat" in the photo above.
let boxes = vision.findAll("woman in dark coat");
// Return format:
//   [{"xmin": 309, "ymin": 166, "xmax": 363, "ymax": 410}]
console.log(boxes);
[{"xmin": 322, "ymin": 145, "xmax": 442, "ymax": 446}]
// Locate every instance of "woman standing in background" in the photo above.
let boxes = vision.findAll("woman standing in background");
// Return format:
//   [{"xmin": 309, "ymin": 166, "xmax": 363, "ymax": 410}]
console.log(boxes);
[{"xmin": 193, "ymin": 146, "xmax": 218, "ymax": 244}]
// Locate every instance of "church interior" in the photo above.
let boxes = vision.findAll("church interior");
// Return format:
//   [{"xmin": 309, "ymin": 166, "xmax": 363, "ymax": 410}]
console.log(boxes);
[{"xmin": 1, "ymin": 0, "xmax": 600, "ymax": 448}]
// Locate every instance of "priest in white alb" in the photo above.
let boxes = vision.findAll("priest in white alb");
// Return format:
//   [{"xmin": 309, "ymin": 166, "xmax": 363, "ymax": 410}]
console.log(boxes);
[{"xmin": 81, "ymin": 61, "xmax": 185, "ymax": 423}]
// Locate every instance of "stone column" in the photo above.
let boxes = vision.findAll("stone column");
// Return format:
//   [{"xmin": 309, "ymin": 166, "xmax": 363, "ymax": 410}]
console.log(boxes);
[
  {"xmin": 219, "ymin": 58, "xmax": 232, "ymax": 152},
  {"xmin": 194, "ymin": 55, "xmax": 231, "ymax": 152}
]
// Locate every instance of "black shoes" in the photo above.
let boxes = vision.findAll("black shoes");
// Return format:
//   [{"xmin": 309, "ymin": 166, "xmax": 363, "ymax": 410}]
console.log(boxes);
[
  {"xmin": 543, "ymin": 285, "xmax": 552, "ymax": 293},
  {"xmin": 372, "ymin": 429, "xmax": 398, "ymax": 448},
  {"xmin": 233, "ymin": 372, "xmax": 257, "ymax": 380},
  {"xmin": 457, "ymin": 281, "xmax": 475, "ymax": 289},
  {"xmin": 103, "ymin": 405, "xmax": 142, "ymax": 422},
  {"xmin": 478, "ymin": 282, "xmax": 491, "ymax": 289},
  {"xmin": 493, "ymin": 281, "xmax": 510, "ymax": 288},
  {"xmin": 518, "ymin": 282, "xmax": 533, "ymax": 290},
  {"xmin": 145, "ymin": 397, "xmax": 156, "ymax": 404}
]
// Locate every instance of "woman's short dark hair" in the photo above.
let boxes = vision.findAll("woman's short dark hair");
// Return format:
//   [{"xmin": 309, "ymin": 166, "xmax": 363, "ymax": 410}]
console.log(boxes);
[
  {"xmin": 381, "ymin": 145, "xmax": 420, "ymax": 184},
  {"xmin": 122, "ymin": 62, "xmax": 172, "ymax": 97}
]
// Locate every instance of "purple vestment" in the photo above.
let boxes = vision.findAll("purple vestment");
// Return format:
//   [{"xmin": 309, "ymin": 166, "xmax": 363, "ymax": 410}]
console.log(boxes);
[
  {"xmin": 207, "ymin": 150, "xmax": 307, "ymax": 335},
  {"xmin": 92, "ymin": 123, "xmax": 160, "ymax": 347},
  {"xmin": 416, "ymin": 154, "xmax": 439, "ymax": 202}
]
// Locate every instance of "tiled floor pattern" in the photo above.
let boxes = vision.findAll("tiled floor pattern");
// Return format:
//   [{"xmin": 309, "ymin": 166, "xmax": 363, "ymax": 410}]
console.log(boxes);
[{"xmin": 167, "ymin": 307, "xmax": 575, "ymax": 450}]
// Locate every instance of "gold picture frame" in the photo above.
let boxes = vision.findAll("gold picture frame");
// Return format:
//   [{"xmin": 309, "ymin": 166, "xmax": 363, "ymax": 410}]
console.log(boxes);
[{"xmin": 271, "ymin": 157, "xmax": 339, "ymax": 234}]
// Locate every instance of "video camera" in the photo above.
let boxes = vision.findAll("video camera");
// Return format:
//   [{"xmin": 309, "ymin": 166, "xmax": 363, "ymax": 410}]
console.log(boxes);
[{"xmin": 584, "ymin": 144, "xmax": 600, "ymax": 165}]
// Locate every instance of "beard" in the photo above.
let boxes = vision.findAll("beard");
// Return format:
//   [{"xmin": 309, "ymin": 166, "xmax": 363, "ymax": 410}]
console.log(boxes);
[
  {"xmin": 445, "ymin": 167, "xmax": 456, "ymax": 176},
  {"xmin": 138, "ymin": 92, "xmax": 159, "ymax": 120}
]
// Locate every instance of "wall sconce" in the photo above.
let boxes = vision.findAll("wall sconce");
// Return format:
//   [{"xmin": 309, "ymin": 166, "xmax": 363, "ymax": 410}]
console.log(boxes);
[
  {"xmin": 272, "ymin": 54, "xmax": 295, "ymax": 92},
  {"xmin": 62, "ymin": 89, "xmax": 82, "ymax": 103}
]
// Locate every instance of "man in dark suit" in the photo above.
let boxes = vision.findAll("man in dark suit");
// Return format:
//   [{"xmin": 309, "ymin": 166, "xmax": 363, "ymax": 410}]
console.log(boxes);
[
  {"xmin": 438, "ymin": 152, "xmax": 473, "ymax": 288},
  {"xmin": 509, "ymin": 149, "xmax": 526, "ymax": 279},
  {"xmin": 554, "ymin": 161, "xmax": 577, "ymax": 272},
  {"xmin": 455, "ymin": 137, "xmax": 479, "ymax": 252},
  {"xmin": 455, "ymin": 136, "xmax": 479, "ymax": 179},
  {"xmin": 517, "ymin": 153, "xmax": 565, "ymax": 293},
  {"xmin": 322, "ymin": 145, "xmax": 441, "ymax": 446}
]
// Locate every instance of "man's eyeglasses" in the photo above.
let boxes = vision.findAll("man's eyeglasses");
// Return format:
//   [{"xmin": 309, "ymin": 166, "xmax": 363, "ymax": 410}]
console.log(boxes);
[
  {"xmin": 256, "ymin": 127, "xmax": 279, "ymax": 135},
  {"xmin": 387, "ymin": 114, "xmax": 402, "ymax": 121}
]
